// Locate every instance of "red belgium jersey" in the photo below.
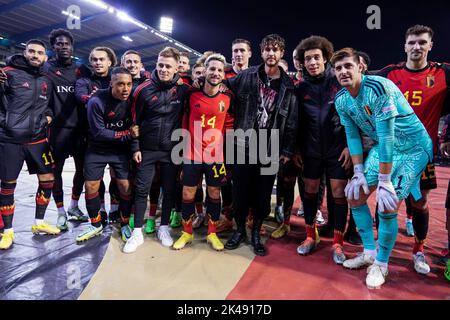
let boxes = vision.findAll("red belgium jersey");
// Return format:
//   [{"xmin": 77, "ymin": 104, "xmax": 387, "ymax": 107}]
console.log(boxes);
[
  {"xmin": 224, "ymin": 67, "xmax": 238, "ymax": 79},
  {"xmin": 378, "ymin": 62, "xmax": 450, "ymax": 152},
  {"xmin": 183, "ymin": 89, "xmax": 234, "ymax": 162}
]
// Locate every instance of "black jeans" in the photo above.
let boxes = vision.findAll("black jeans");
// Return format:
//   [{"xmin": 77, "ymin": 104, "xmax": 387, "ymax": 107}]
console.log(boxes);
[
  {"xmin": 232, "ymin": 161, "xmax": 276, "ymax": 227},
  {"xmin": 134, "ymin": 150, "xmax": 178, "ymax": 228}
]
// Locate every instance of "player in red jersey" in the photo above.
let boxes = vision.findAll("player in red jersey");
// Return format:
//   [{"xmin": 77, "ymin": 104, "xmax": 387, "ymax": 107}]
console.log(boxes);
[
  {"xmin": 173, "ymin": 53, "xmax": 233, "ymax": 251},
  {"xmin": 191, "ymin": 62, "xmax": 205, "ymax": 82},
  {"xmin": 216, "ymin": 39, "xmax": 253, "ymax": 233},
  {"xmin": 225, "ymin": 38, "xmax": 252, "ymax": 79},
  {"xmin": 178, "ymin": 52, "xmax": 192, "ymax": 85},
  {"xmin": 378, "ymin": 25, "xmax": 450, "ymax": 274}
]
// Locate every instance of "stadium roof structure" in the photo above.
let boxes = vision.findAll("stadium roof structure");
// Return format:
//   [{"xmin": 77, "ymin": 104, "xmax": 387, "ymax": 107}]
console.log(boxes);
[{"xmin": 0, "ymin": 0, "xmax": 202, "ymax": 67}]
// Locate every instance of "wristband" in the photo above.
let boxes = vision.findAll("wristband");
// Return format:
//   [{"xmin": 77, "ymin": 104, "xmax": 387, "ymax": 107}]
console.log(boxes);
[
  {"xmin": 354, "ymin": 164, "xmax": 364, "ymax": 174},
  {"xmin": 378, "ymin": 173, "xmax": 391, "ymax": 182}
]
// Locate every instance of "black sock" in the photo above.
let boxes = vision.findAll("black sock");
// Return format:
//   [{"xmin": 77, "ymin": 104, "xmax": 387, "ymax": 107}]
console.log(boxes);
[
  {"xmin": 85, "ymin": 191, "xmax": 101, "ymax": 228},
  {"xmin": 35, "ymin": 180, "xmax": 54, "ymax": 220}
]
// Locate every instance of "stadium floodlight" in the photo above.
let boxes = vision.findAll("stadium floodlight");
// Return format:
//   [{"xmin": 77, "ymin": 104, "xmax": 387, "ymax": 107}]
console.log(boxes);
[
  {"xmin": 117, "ymin": 11, "xmax": 148, "ymax": 29},
  {"xmin": 61, "ymin": 10, "xmax": 80, "ymax": 20},
  {"xmin": 83, "ymin": 0, "xmax": 108, "ymax": 10},
  {"xmin": 122, "ymin": 36, "xmax": 133, "ymax": 42},
  {"xmin": 160, "ymin": 17, "xmax": 173, "ymax": 34}
]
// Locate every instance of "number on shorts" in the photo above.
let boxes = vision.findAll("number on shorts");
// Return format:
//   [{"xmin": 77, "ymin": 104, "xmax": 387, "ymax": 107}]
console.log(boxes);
[
  {"xmin": 42, "ymin": 151, "xmax": 55, "ymax": 165},
  {"xmin": 212, "ymin": 164, "xmax": 226, "ymax": 178}
]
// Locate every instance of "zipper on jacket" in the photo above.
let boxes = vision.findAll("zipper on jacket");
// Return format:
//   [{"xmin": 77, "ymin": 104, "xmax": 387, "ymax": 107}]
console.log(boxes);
[{"xmin": 29, "ymin": 76, "xmax": 38, "ymax": 141}]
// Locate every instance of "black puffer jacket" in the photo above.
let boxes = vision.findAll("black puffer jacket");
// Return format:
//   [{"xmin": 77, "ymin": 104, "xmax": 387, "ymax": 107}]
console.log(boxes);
[
  {"xmin": 0, "ymin": 55, "xmax": 53, "ymax": 143},
  {"xmin": 297, "ymin": 65, "xmax": 346, "ymax": 159},
  {"xmin": 75, "ymin": 66, "xmax": 111, "ymax": 133},
  {"xmin": 43, "ymin": 59, "xmax": 80, "ymax": 128},
  {"xmin": 131, "ymin": 70, "xmax": 189, "ymax": 152},
  {"xmin": 226, "ymin": 63, "xmax": 298, "ymax": 157}
]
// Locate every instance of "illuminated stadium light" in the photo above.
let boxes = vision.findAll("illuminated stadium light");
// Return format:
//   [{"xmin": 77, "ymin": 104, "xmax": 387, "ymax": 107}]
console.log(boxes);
[
  {"xmin": 174, "ymin": 42, "xmax": 192, "ymax": 53},
  {"xmin": 160, "ymin": 17, "xmax": 173, "ymax": 34},
  {"xmin": 154, "ymin": 31, "xmax": 169, "ymax": 41},
  {"xmin": 122, "ymin": 35, "xmax": 133, "ymax": 42},
  {"xmin": 117, "ymin": 11, "xmax": 148, "ymax": 30},
  {"xmin": 61, "ymin": 10, "xmax": 80, "ymax": 20},
  {"xmin": 83, "ymin": 0, "xmax": 108, "ymax": 10},
  {"xmin": 108, "ymin": 7, "xmax": 114, "ymax": 14}
]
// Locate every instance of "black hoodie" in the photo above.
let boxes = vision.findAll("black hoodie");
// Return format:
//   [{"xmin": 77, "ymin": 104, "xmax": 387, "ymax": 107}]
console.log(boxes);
[
  {"xmin": 0, "ymin": 54, "xmax": 53, "ymax": 143},
  {"xmin": 43, "ymin": 58, "xmax": 81, "ymax": 128},
  {"xmin": 131, "ymin": 70, "xmax": 190, "ymax": 152},
  {"xmin": 296, "ymin": 65, "xmax": 347, "ymax": 159}
]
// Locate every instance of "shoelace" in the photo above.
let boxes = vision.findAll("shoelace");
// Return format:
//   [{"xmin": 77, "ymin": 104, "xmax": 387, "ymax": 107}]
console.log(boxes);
[{"xmin": 416, "ymin": 253, "xmax": 426, "ymax": 263}]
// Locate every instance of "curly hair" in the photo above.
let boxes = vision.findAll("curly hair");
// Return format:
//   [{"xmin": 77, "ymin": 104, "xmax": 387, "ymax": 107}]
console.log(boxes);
[
  {"xmin": 295, "ymin": 35, "xmax": 334, "ymax": 65},
  {"xmin": 260, "ymin": 34, "xmax": 285, "ymax": 52},
  {"xmin": 48, "ymin": 28, "xmax": 74, "ymax": 47}
]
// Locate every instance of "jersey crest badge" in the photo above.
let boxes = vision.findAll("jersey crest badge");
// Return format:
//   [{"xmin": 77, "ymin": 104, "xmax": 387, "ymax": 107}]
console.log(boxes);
[
  {"xmin": 219, "ymin": 100, "xmax": 225, "ymax": 112},
  {"xmin": 426, "ymin": 76, "xmax": 435, "ymax": 88}
]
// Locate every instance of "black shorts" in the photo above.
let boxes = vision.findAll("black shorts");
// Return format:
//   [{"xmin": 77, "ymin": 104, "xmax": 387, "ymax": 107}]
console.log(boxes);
[
  {"xmin": 302, "ymin": 155, "xmax": 348, "ymax": 180},
  {"xmin": 49, "ymin": 127, "xmax": 78, "ymax": 161},
  {"xmin": 84, "ymin": 149, "xmax": 131, "ymax": 181},
  {"xmin": 279, "ymin": 160, "xmax": 300, "ymax": 179},
  {"xmin": 0, "ymin": 140, "xmax": 54, "ymax": 180},
  {"xmin": 182, "ymin": 162, "xmax": 228, "ymax": 187},
  {"xmin": 419, "ymin": 162, "xmax": 437, "ymax": 190}
]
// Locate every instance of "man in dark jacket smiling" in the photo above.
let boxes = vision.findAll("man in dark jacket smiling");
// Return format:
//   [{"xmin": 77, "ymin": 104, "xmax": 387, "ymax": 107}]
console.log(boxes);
[
  {"xmin": 0, "ymin": 39, "xmax": 60, "ymax": 250},
  {"xmin": 223, "ymin": 34, "xmax": 298, "ymax": 256},
  {"xmin": 294, "ymin": 36, "xmax": 351, "ymax": 264},
  {"xmin": 123, "ymin": 47, "xmax": 190, "ymax": 253}
]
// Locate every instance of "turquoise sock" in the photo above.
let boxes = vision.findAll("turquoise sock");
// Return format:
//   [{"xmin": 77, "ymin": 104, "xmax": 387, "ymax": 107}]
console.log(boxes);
[
  {"xmin": 376, "ymin": 211, "xmax": 398, "ymax": 263},
  {"xmin": 351, "ymin": 204, "xmax": 376, "ymax": 250}
]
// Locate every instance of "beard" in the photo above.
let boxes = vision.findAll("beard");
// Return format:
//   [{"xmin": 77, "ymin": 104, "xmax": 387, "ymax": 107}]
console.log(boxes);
[
  {"xmin": 206, "ymin": 78, "xmax": 221, "ymax": 87},
  {"xmin": 264, "ymin": 58, "xmax": 279, "ymax": 67}
]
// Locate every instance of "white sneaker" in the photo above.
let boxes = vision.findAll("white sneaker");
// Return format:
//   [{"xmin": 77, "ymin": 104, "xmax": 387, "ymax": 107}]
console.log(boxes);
[
  {"xmin": 366, "ymin": 264, "xmax": 388, "ymax": 289},
  {"xmin": 315, "ymin": 210, "xmax": 325, "ymax": 225},
  {"xmin": 56, "ymin": 214, "xmax": 68, "ymax": 231},
  {"xmin": 343, "ymin": 252, "xmax": 375, "ymax": 269},
  {"xmin": 413, "ymin": 252, "xmax": 430, "ymax": 274},
  {"xmin": 158, "ymin": 226, "xmax": 174, "ymax": 247},
  {"xmin": 123, "ymin": 229, "xmax": 144, "ymax": 254}
]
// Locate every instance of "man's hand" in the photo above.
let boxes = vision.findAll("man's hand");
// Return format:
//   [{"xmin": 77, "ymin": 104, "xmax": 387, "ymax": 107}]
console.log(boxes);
[
  {"xmin": 339, "ymin": 147, "xmax": 352, "ymax": 170},
  {"xmin": 130, "ymin": 125, "xmax": 139, "ymax": 138},
  {"xmin": 218, "ymin": 83, "xmax": 229, "ymax": 93},
  {"xmin": 133, "ymin": 151, "xmax": 142, "ymax": 163},
  {"xmin": 440, "ymin": 142, "xmax": 450, "ymax": 157},
  {"xmin": 292, "ymin": 153, "xmax": 303, "ymax": 169},
  {"xmin": 177, "ymin": 78, "xmax": 184, "ymax": 86},
  {"xmin": 376, "ymin": 180, "xmax": 399, "ymax": 212},
  {"xmin": 344, "ymin": 164, "xmax": 369, "ymax": 200},
  {"xmin": 192, "ymin": 79, "xmax": 201, "ymax": 89},
  {"xmin": 0, "ymin": 68, "xmax": 7, "ymax": 84},
  {"xmin": 46, "ymin": 116, "xmax": 52, "ymax": 125}
]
